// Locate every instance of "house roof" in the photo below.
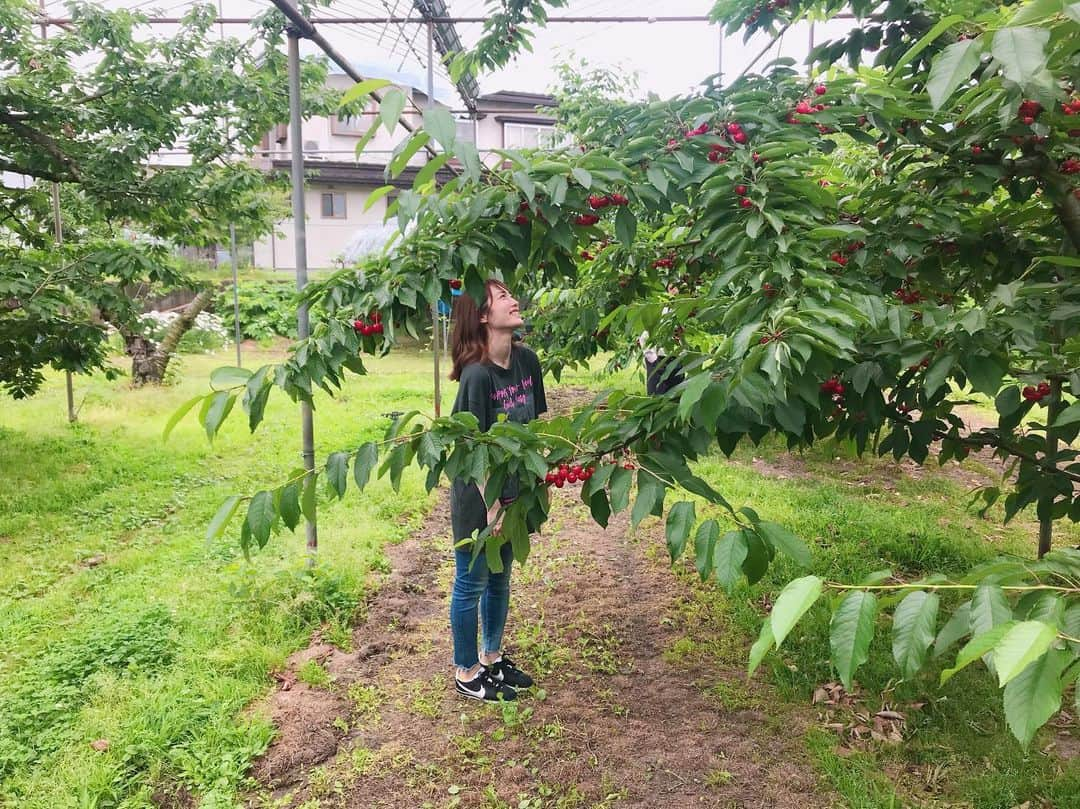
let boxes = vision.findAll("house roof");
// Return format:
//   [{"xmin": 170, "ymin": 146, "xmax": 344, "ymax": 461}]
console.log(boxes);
[{"xmin": 476, "ymin": 90, "xmax": 557, "ymax": 107}]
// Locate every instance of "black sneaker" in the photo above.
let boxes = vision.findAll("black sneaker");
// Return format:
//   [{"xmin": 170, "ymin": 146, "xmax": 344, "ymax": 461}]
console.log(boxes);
[
  {"xmin": 455, "ymin": 669, "xmax": 517, "ymax": 703},
  {"xmin": 484, "ymin": 655, "xmax": 534, "ymax": 689}
]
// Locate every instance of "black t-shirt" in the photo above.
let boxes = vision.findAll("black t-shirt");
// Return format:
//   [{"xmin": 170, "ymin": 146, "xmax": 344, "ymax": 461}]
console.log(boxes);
[{"xmin": 450, "ymin": 343, "xmax": 547, "ymax": 541}]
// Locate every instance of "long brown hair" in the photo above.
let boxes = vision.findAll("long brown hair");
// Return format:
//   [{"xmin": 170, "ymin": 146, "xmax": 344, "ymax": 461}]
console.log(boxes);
[{"xmin": 449, "ymin": 279, "xmax": 508, "ymax": 381}]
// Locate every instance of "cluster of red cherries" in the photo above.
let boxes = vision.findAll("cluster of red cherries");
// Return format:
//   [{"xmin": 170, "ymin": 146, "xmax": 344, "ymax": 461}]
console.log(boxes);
[
  {"xmin": 1022, "ymin": 381, "xmax": 1052, "ymax": 402},
  {"xmin": 543, "ymin": 463, "xmax": 596, "ymax": 488},
  {"xmin": 820, "ymin": 376, "xmax": 846, "ymax": 400},
  {"xmin": 353, "ymin": 311, "xmax": 383, "ymax": 335},
  {"xmin": 587, "ymin": 193, "xmax": 630, "ymax": 209}
]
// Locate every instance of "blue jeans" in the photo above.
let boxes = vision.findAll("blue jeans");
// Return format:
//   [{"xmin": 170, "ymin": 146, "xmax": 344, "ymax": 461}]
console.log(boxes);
[{"xmin": 450, "ymin": 539, "xmax": 513, "ymax": 669}]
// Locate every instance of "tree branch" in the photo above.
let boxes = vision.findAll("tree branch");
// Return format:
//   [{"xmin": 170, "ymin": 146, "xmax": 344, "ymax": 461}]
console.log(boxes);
[{"xmin": 0, "ymin": 110, "xmax": 81, "ymax": 180}]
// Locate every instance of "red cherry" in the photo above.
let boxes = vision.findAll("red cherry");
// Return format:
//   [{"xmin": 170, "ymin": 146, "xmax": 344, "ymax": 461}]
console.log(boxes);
[
  {"xmin": 449, "ymin": 278, "xmax": 463, "ymax": 290},
  {"xmin": 1022, "ymin": 116, "xmax": 1035, "ymax": 125},
  {"xmin": 796, "ymin": 101, "xmax": 813, "ymax": 115},
  {"xmin": 373, "ymin": 322, "xmax": 384, "ymax": 334},
  {"xmin": 971, "ymin": 145, "xmax": 982, "ymax": 156},
  {"xmin": 732, "ymin": 131, "xmax": 748, "ymax": 144},
  {"xmin": 623, "ymin": 462, "xmax": 635, "ymax": 470},
  {"xmin": 519, "ymin": 200, "xmax": 530, "ymax": 211},
  {"xmin": 574, "ymin": 214, "xmax": 601, "ymax": 226},
  {"xmin": 739, "ymin": 197, "xmax": 753, "ymax": 209},
  {"xmin": 558, "ymin": 465, "xmax": 569, "ymax": 475},
  {"xmin": 1022, "ymin": 386, "xmax": 1039, "ymax": 401},
  {"xmin": 759, "ymin": 335, "xmax": 771, "ymax": 345},
  {"xmin": 353, "ymin": 320, "xmax": 364, "ymax": 331},
  {"xmin": 588, "ymin": 195, "xmax": 609, "ymax": 209},
  {"xmin": 814, "ymin": 84, "xmax": 827, "ymax": 96},
  {"xmin": 545, "ymin": 472, "xmax": 556, "ymax": 484},
  {"xmin": 554, "ymin": 478, "xmax": 565, "ymax": 488},
  {"xmin": 567, "ymin": 472, "xmax": 578, "ymax": 484},
  {"xmin": 571, "ymin": 465, "xmax": 583, "ymax": 477},
  {"xmin": 515, "ymin": 214, "xmax": 529, "ymax": 225},
  {"xmin": 726, "ymin": 122, "xmax": 742, "ymax": 134},
  {"xmin": 734, "ymin": 184, "xmax": 748, "ymax": 196}
]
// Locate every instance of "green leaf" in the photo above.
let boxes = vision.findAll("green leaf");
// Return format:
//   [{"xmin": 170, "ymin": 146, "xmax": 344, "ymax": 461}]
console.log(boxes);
[
  {"xmin": 694, "ymin": 519, "xmax": 720, "ymax": 582},
  {"xmin": 340, "ymin": 77, "xmax": 392, "ymax": 107},
  {"xmin": 163, "ymin": 394, "xmax": 204, "ymax": 442},
  {"xmin": 993, "ymin": 620, "xmax": 1058, "ymax": 686},
  {"xmin": 941, "ymin": 621, "xmax": 1016, "ymax": 684},
  {"xmin": 756, "ymin": 521, "xmax": 811, "ymax": 567},
  {"xmin": 246, "ymin": 490, "xmax": 276, "ymax": 549},
  {"xmin": 571, "ymin": 167, "xmax": 592, "ymax": 189},
  {"xmin": 614, "ymin": 206, "xmax": 637, "ymax": 247},
  {"xmin": 588, "ymin": 488, "xmax": 611, "ymax": 528},
  {"xmin": 1053, "ymin": 401, "xmax": 1080, "ymax": 428},
  {"xmin": 389, "ymin": 131, "xmax": 431, "ymax": 178},
  {"xmin": 278, "ymin": 483, "xmax": 301, "ymax": 532},
  {"xmin": 933, "ymin": 601, "xmax": 972, "ymax": 658},
  {"xmin": 206, "ymin": 495, "xmax": 241, "ymax": 542},
  {"xmin": 971, "ymin": 583, "xmax": 1012, "ymax": 639},
  {"xmin": 962, "ymin": 355, "xmax": 1006, "ymax": 398},
  {"xmin": 325, "ymin": 451, "xmax": 349, "ymax": 499},
  {"xmin": 665, "ymin": 501, "xmax": 696, "ymax": 562},
  {"xmin": 713, "ymin": 530, "xmax": 748, "ymax": 594},
  {"xmin": 991, "ymin": 27, "xmax": 1050, "ymax": 88},
  {"xmin": 770, "ymin": 575, "xmax": 823, "ymax": 648},
  {"xmin": 608, "ymin": 465, "xmax": 633, "ymax": 513},
  {"xmin": 631, "ymin": 476, "xmax": 662, "ymax": 528},
  {"xmin": 1003, "ymin": 648, "xmax": 1067, "ymax": 747},
  {"xmin": 301, "ymin": 472, "xmax": 318, "ymax": 525},
  {"xmin": 830, "ymin": 591, "xmax": 879, "ymax": 691},
  {"xmin": 202, "ymin": 391, "xmax": 236, "ymax": 441},
  {"xmin": 210, "ymin": 366, "xmax": 252, "ymax": 389},
  {"xmin": 927, "ymin": 39, "xmax": 983, "ymax": 109},
  {"xmin": 364, "ymin": 184, "xmax": 396, "ymax": 212},
  {"xmin": 1067, "ymin": 3, "xmax": 1080, "ymax": 23},
  {"xmin": 889, "ymin": 14, "xmax": 964, "ymax": 79},
  {"xmin": 646, "ymin": 165, "xmax": 668, "ymax": 195},
  {"xmin": 422, "ymin": 106, "xmax": 456, "ymax": 151},
  {"xmin": 747, "ymin": 619, "xmax": 775, "ymax": 677},
  {"xmin": 353, "ymin": 442, "xmax": 378, "ymax": 491},
  {"xmin": 892, "ymin": 590, "xmax": 940, "ymax": 679},
  {"xmin": 379, "ymin": 88, "xmax": 407, "ymax": 134},
  {"xmin": 805, "ymin": 223, "xmax": 869, "ymax": 240}
]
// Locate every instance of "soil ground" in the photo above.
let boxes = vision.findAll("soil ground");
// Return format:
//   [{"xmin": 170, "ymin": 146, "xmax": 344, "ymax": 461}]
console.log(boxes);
[{"xmin": 244, "ymin": 389, "xmax": 834, "ymax": 809}]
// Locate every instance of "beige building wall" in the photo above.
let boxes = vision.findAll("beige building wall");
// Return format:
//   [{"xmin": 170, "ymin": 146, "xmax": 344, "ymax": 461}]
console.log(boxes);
[{"xmin": 252, "ymin": 185, "xmax": 392, "ymax": 271}]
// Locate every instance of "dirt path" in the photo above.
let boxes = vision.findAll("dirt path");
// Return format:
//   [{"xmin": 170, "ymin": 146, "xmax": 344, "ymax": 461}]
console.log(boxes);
[{"xmin": 244, "ymin": 490, "xmax": 832, "ymax": 808}]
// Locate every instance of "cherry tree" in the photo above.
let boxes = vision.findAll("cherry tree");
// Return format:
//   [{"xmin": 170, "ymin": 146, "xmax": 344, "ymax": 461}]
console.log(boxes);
[{"xmin": 183, "ymin": 0, "xmax": 1080, "ymax": 745}]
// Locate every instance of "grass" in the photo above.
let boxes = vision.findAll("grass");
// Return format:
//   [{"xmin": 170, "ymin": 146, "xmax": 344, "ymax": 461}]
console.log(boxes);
[
  {"xmin": 0, "ymin": 344, "xmax": 440, "ymax": 807},
  {"xmin": 3, "ymin": 346, "xmax": 1078, "ymax": 808}
]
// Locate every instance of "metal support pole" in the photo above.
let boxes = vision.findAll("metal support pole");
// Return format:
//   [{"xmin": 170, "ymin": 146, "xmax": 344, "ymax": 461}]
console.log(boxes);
[
  {"xmin": 717, "ymin": 27, "xmax": 723, "ymax": 87},
  {"xmin": 427, "ymin": 21, "xmax": 442, "ymax": 417},
  {"xmin": 229, "ymin": 222, "xmax": 242, "ymax": 367},
  {"xmin": 287, "ymin": 22, "xmax": 318, "ymax": 560},
  {"xmin": 52, "ymin": 183, "xmax": 75, "ymax": 423},
  {"xmin": 39, "ymin": 0, "xmax": 75, "ymax": 423}
]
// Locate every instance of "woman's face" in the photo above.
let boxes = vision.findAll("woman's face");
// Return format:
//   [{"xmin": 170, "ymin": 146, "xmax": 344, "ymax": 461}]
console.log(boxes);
[{"xmin": 482, "ymin": 284, "xmax": 523, "ymax": 331}]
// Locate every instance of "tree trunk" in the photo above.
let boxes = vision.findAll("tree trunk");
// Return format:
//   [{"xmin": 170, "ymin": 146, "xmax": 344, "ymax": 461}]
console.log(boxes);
[{"xmin": 124, "ymin": 289, "xmax": 215, "ymax": 385}]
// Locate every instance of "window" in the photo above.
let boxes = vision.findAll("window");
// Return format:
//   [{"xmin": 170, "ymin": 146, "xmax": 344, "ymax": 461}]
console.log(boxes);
[
  {"xmin": 330, "ymin": 112, "xmax": 375, "ymax": 136},
  {"xmin": 503, "ymin": 122, "xmax": 558, "ymax": 149},
  {"xmin": 321, "ymin": 192, "xmax": 347, "ymax": 219}
]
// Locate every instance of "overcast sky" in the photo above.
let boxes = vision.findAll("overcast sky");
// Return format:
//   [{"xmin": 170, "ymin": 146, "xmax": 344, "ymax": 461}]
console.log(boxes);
[{"xmin": 36, "ymin": 0, "xmax": 859, "ymax": 101}]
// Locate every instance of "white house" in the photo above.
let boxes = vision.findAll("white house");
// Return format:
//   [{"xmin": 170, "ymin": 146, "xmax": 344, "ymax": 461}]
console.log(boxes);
[{"xmin": 251, "ymin": 68, "xmax": 558, "ymax": 271}]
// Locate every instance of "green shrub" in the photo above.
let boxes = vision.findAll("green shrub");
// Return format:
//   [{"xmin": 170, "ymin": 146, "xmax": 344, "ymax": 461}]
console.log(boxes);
[{"xmin": 215, "ymin": 281, "xmax": 298, "ymax": 342}]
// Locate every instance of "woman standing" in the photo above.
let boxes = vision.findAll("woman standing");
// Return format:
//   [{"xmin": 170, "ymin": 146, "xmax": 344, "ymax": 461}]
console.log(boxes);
[{"xmin": 448, "ymin": 279, "xmax": 546, "ymax": 702}]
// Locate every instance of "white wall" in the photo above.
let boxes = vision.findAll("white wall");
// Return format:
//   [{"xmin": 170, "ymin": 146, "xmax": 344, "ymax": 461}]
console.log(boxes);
[{"xmin": 252, "ymin": 183, "xmax": 391, "ymax": 271}]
